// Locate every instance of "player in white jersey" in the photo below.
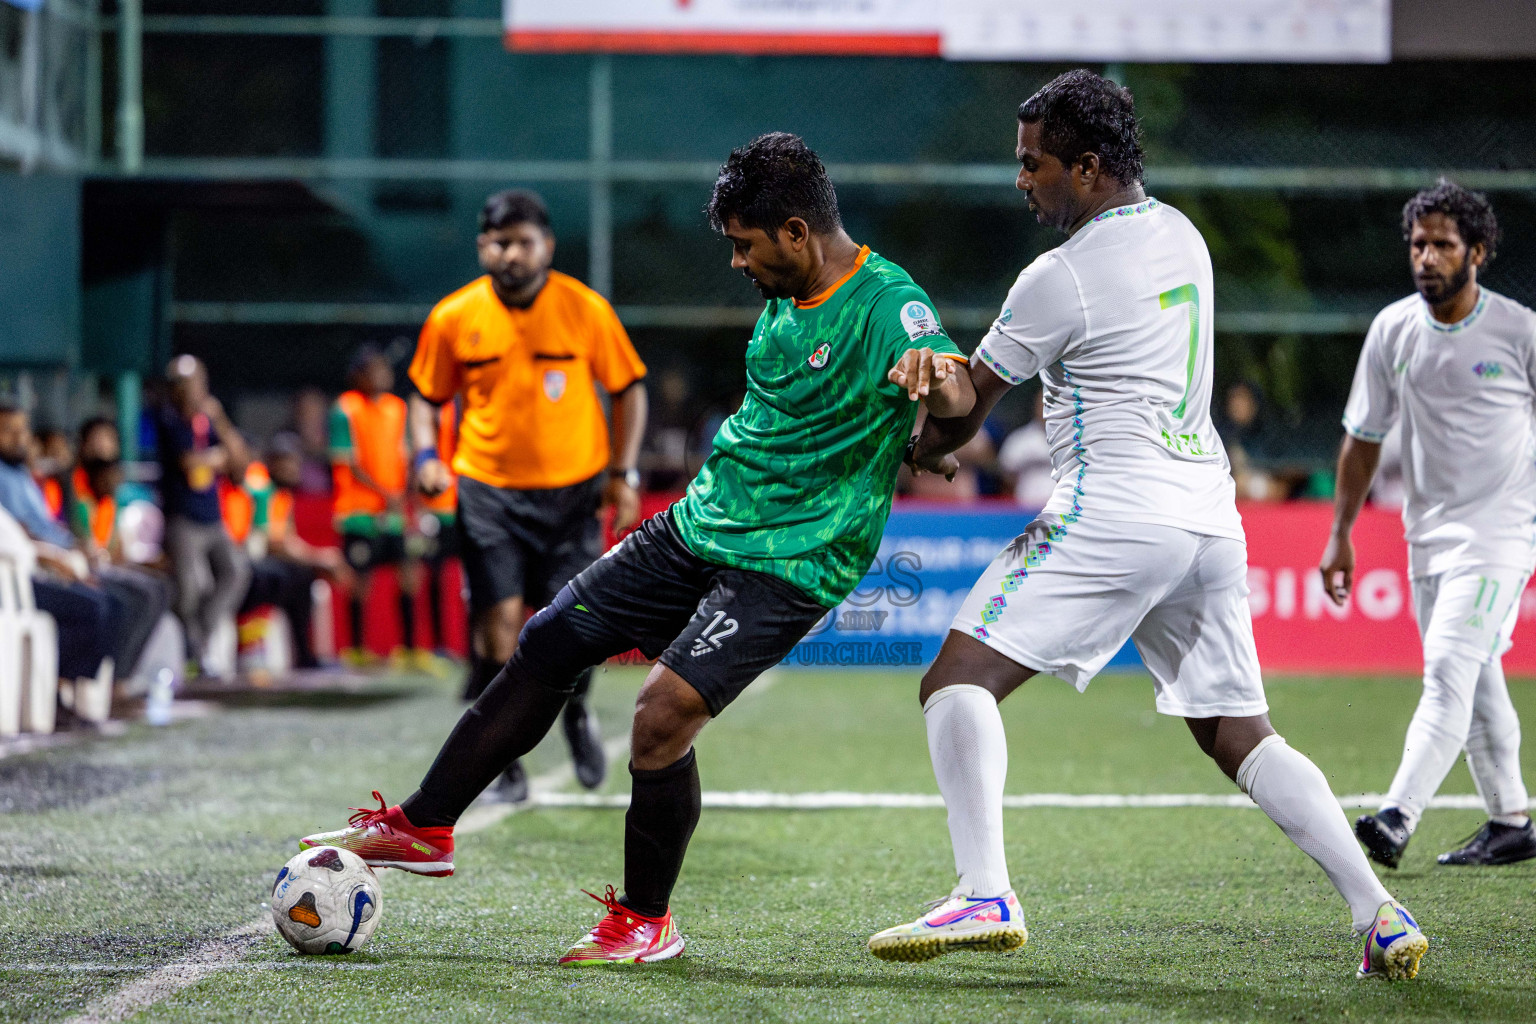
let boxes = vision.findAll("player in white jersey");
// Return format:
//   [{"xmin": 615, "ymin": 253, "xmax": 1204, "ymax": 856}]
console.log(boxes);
[
  {"xmin": 1322, "ymin": 181, "xmax": 1536, "ymax": 870},
  {"xmin": 868, "ymin": 70, "xmax": 1426, "ymax": 981}
]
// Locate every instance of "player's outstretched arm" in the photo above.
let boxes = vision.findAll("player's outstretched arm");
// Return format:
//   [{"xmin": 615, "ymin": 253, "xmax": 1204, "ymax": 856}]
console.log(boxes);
[
  {"xmin": 1319, "ymin": 435, "xmax": 1382, "ymax": 605},
  {"xmin": 888, "ymin": 348, "xmax": 975, "ymax": 419}
]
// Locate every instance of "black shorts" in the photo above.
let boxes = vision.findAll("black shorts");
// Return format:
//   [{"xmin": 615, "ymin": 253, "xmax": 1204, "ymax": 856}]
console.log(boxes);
[
  {"xmin": 456, "ymin": 472, "xmax": 603, "ymax": 613},
  {"xmin": 563, "ymin": 509, "xmax": 830, "ymax": 716},
  {"xmin": 343, "ymin": 530, "xmax": 408, "ymax": 573}
]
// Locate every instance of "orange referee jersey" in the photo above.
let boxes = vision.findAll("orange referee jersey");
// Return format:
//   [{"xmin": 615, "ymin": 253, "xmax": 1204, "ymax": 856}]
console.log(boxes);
[
  {"xmin": 409, "ymin": 271, "xmax": 646, "ymax": 491},
  {"xmin": 330, "ymin": 390, "xmax": 409, "ymax": 517}
]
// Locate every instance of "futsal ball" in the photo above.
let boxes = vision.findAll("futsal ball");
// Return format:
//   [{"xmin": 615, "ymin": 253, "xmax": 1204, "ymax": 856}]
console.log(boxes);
[{"xmin": 270, "ymin": 846, "xmax": 382, "ymax": 954}]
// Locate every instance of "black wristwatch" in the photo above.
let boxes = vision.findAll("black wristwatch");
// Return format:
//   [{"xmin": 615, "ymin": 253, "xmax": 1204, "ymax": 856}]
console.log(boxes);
[{"xmin": 610, "ymin": 467, "xmax": 641, "ymax": 489}]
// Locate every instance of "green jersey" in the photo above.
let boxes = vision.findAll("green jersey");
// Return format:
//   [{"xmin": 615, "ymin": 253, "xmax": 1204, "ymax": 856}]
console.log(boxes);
[{"xmin": 672, "ymin": 248, "xmax": 961, "ymax": 606}]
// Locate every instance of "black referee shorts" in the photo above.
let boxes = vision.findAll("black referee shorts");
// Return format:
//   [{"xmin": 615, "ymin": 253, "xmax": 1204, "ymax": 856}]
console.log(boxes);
[
  {"xmin": 558, "ymin": 508, "xmax": 830, "ymax": 716},
  {"xmin": 455, "ymin": 472, "xmax": 604, "ymax": 613}
]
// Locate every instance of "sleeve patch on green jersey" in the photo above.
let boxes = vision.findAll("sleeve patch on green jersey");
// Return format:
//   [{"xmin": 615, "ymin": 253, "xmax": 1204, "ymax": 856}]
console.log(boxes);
[{"xmin": 899, "ymin": 301, "xmax": 945, "ymax": 343}]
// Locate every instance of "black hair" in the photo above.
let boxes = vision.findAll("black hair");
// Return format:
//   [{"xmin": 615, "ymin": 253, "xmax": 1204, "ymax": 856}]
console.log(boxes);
[
  {"xmin": 0, "ymin": 398, "xmax": 22, "ymax": 417},
  {"xmin": 77, "ymin": 416, "xmax": 115, "ymax": 446},
  {"xmin": 1402, "ymin": 179, "xmax": 1500, "ymax": 266},
  {"xmin": 705, "ymin": 132, "xmax": 842, "ymax": 235},
  {"xmin": 1018, "ymin": 69, "xmax": 1144, "ymax": 185},
  {"xmin": 479, "ymin": 189, "xmax": 552, "ymax": 234}
]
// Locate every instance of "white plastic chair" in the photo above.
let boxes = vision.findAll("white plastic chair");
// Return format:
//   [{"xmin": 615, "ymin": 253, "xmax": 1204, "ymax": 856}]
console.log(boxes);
[
  {"xmin": 21, "ymin": 608, "xmax": 57, "ymax": 733},
  {"xmin": 0, "ymin": 554, "xmax": 59, "ymax": 734},
  {"xmin": 0, "ymin": 555, "xmax": 23, "ymax": 737}
]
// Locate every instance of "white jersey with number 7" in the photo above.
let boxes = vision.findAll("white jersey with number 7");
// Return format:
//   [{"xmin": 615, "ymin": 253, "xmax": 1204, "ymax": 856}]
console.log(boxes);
[{"xmin": 973, "ymin": 197, "xmax": 1244, "ymax": 541}]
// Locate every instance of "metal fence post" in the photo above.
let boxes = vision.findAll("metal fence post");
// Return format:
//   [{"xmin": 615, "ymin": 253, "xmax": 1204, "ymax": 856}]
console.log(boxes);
[
  {"xmin": 116, "ymin": 0, "xmax": 143, "ymax": 172},
  {"xmin": 588, "ymin": 54, "xmax": 613, "ymax": 297}
]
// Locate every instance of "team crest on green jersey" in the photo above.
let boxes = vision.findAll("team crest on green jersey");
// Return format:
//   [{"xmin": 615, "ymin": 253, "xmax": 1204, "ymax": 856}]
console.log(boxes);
[{"xmin": 808, "ymin": 342, "xmax": 831, "ymax": 369}]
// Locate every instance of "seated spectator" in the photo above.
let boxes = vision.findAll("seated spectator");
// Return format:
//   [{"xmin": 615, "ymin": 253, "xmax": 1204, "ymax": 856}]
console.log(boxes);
[
  {"xmin": 32, "ymin": 426, "xmax": 74, "ymax": 523},
  {"xmin": 72, "ymin": 417, "xmax": 127, "ymax": 556},
  {"xmin": 1216, "ymin": 380, "xmax": 1287, "ymax": 502},
  {"xmin": 0, "ymin": 503, "xmax": 116, "ymax": 690},
  {"xmin": 158, "ymin": 355, "xmax": 252, "ymax": 677},
  {"xmin": 0, "ymin": 399, "xmax": 171, "ymax": 687},
  {"xmin": 223, "ymin": 433, "xmax": 350, "ymax": 670},
  {"xmin": 997, "ymin": 389, "xmax": 1055, "ymax": 509}
]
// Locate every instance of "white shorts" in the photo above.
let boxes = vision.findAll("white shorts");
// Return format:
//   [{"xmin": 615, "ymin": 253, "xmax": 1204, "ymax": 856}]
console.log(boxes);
[
  {"xmin": 1412, "ymin": 562, "xmax": 1533, "ymax": 664},
  {"xmin": 951, "ymin": 514, "xmax": 1268, "ymax": 719}
]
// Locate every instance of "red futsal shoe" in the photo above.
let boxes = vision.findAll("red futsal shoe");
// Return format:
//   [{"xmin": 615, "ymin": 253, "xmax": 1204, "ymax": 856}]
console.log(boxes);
[{"xmin": 299, "ymin": 791, "xmax": 455, "ymax": 877}]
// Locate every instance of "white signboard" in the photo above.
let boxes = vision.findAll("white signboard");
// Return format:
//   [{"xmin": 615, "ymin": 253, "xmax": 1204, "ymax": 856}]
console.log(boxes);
[
  {"xmin": 504, "ymin": 0, "xmax": 941, "ymax": 55},
  {"xmin": 941, "ymin": 0, "xmax": 1392, "ymax": 63}
]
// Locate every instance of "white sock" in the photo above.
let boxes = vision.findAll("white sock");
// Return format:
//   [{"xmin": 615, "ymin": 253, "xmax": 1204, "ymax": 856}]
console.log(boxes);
[
  {"xmin": 1384, "ymin": 650, "xmax": 1480, "ymax": 826},
  {"xmin": 1237, "ymin": 735, "xmax": 1392, "ymax": 933},
  {"xmin": 1464, "ymin": 659, "xmax": 1530, "ymax": 821},
  {"xmin": 925, "ymin": 684, "xmax": 1011, "ymax": 899}
]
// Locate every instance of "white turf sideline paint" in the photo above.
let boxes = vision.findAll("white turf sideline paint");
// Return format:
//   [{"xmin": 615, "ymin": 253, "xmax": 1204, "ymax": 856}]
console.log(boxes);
[
  {"xmin": 524, "ymin": 790, "xmax": 1519, "ymax": 811},
  {"xmin": 13, "ymin": 960, "xmax": 387, "ymax": 973},
  {"xmin": 64, "ymin": 918, "xmax": 275, "ymax": 1024},
  {"xmin": 63, "ymin": 739, "xmax": 631, "ymax": 1024}
]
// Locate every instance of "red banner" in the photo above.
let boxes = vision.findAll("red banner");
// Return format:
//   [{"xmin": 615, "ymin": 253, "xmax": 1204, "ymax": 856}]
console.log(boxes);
[{"xmin": 1242, "ymin": 501, "xmax": 1536, "ymax": 675}]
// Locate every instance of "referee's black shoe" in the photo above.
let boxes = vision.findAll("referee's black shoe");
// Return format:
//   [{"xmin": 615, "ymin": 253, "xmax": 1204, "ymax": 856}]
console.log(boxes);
[
  {"xmin": 1355, "ymin": 808, "xmax": 1410, "ymax": 869},
  {"xmin": 1438, "ymin": 818, "xmax": 1536, "ymax": 866},
  {"xmin": 491, "ymin": 760, "xmax": 529, "ymax": 804},
  {"xmin": 563, "ymin": 698, "xmax": 606, "ymax": 790}
]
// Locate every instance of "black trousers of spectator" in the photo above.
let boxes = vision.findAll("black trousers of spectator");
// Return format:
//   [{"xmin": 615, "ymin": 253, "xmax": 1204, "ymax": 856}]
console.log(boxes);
[
  {"xmin": 32, "ymin": 577, "xmax": 117, "ymax": 681},
  {"xmin": 239, "ymin": 558, "xmax": 319, "ymax": 669},
  {"xmin": 96, "ymin": 566, "xmax": 172, "ymax": 678}
]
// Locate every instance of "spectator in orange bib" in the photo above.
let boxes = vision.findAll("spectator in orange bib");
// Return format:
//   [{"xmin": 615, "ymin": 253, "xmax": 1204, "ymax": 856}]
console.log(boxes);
[
  {"xmin": 408, "ymin": 188, "xmax": 648, "ymax": 799},
  {"xmin": 331, "ymin": 345, "xmax": 423, "ymax": 667}
]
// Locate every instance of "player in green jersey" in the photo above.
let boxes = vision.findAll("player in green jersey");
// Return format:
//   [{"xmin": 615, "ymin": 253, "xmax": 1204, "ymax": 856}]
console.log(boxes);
[{"xmin": 299, "ymin": 132, "xmax": 974, "ymax": 964}]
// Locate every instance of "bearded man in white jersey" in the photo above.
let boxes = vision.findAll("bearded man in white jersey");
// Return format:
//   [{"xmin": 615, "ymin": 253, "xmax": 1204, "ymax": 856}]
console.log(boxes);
[
  {"xmin": 867, "ymin": 70, "xmax": 1426, "ymax": 981},
  {"xmin": 1323, "ymin": 181, "xmax": 1536, "ymax": 870}
]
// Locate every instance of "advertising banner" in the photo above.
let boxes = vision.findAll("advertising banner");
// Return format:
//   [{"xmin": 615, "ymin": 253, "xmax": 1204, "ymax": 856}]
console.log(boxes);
[
  {"xmin": 505, "ymin": 0, "xmax": 1388, "ymax": 62},
  {"xmin": 505, "ymin": 0, "xmax": 941, "ymax": 56},
  {"xmin": 941, "ymin": 0, "xmax": 1391, "ymax": 63},
  {"xmin": 805, "ymin": 500, "xmax": 1536, "ymax": 677},
  {"xmin": 796, "ymin": 502, "xmax": 1141, "ymax": 671}
]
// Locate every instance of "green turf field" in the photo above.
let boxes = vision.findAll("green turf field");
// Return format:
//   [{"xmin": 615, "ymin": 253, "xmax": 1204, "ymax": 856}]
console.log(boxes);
[{"xmin": 2, "ymin": 667, "xmax": 1534, "ymax": 1023}]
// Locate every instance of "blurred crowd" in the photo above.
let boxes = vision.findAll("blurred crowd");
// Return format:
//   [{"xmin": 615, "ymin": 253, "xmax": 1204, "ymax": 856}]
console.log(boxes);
[
  {"xmin": 0, "ymin": 349, "xmax": 1390, "ymax": 728},
  {"xmin": 0, "ymin": 350, "xmax": 467, "ymax": 726}
]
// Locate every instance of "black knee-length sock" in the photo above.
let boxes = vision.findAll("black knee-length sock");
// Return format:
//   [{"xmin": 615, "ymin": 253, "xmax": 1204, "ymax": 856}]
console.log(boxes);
[
  {"xmin": 400, "ymin": 654, "xmax": 568, "ymax": 828},
  {"xmin": 399, "ymin": 591, "xmax": 417, "ymax": 650},
  {"xmin": 621, "ymin": 749, "xmax": 702, "ymax": 918},
  {"xmin": 426, "ymin": 563, "xmax": 446, "ymax": 649},
  {"xmin": 349, "ymin": 594, "xmax": 365, "ymax": 651}
]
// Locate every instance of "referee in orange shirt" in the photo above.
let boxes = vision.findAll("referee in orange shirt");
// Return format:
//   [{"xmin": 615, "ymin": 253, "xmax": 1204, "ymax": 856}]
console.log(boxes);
[{"xmin": 409, "ymin": 189, "xmax": 648, "ymax": 799}]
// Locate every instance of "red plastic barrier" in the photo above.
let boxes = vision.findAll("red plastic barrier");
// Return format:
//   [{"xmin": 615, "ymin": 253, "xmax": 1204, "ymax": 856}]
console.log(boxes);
[
  {"xmin": 291, "ymin": 491, "xmax": 684, "ymax": 656},
  {"xmin": 1242, "ymin": 501, "xmax": 1536, "ymax": 675}
]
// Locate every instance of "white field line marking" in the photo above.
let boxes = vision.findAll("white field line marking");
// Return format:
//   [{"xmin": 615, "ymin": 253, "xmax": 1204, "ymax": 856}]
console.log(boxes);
[
  {"xmin": 521, "ymin": 790, "xmax": 1521, "ymax": 811},
  {"xmin": 64, "ymin": 917, "xmax": 275, "ymax": 1024},
  {"xmin": 11, "ymin": 961, "xmax": 386, "ymax": 973},
  {"xmin": 63, "ymin": 736, "xmax": 632, "ymax": 1024}
]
